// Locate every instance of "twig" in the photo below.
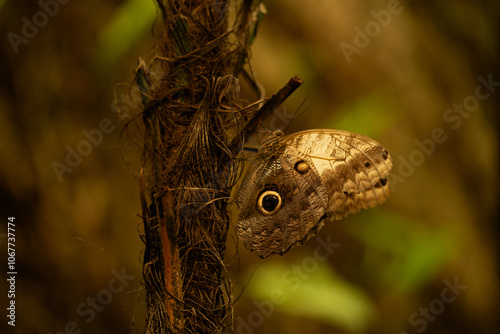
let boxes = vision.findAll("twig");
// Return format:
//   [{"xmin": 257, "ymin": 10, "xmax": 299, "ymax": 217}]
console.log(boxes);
[{"xmin": 230, "ymin": 75, "xmax": 303, "ymax": 155}]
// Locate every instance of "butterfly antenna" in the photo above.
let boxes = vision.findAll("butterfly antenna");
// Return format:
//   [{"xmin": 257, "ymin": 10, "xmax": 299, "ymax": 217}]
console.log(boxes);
[{"xmin": 282, "ymin": 94, "xmax": 310, "ymax": 134}]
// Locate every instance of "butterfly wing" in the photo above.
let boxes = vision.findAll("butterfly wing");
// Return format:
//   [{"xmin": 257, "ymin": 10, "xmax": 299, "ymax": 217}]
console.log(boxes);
[
  {"xmin": 236, "ymin": 129, "xmax": 393, "ymax": 258},
  {"xmin": 236, "ymin": 145, "xmax": 329, "ymax": 258},
  {"xmin": 284, "ymin": 129, "xmax": 393, "ymax": 220}
]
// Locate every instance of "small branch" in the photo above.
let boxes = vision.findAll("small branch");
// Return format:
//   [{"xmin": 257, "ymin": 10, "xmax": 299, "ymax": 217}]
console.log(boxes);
[{"xmin": 230, "ymin": 75, "xmax": 303, "ymax": 155}]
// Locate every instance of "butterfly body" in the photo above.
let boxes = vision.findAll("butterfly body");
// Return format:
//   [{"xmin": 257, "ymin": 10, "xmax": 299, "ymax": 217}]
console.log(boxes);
[{"xmin": 236, "ymin": 129, "xmax": 393, "ymax": 258}]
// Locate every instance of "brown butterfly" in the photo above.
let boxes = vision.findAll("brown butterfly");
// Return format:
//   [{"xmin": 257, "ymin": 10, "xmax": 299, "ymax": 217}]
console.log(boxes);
[{"xmin": 236, "ymin": 129, "xmax": 393, "ymax": 258}]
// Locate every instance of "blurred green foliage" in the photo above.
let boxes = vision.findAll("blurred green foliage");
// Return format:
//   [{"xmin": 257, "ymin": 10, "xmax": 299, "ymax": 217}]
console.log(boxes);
[
  {"xmin": 329, "ymin": 92, "xmax": 397, "ymax": 137},
  {"xmin": 247, "ymin": 262, "xmax": 376, "ymax": 333},
  {"xmin": 95, "ymin": 0, "xmax": 156, "ymax": 69},
  {"xmin": 350, "ymin": 211, "xmax": 457, "ymax": 293}
]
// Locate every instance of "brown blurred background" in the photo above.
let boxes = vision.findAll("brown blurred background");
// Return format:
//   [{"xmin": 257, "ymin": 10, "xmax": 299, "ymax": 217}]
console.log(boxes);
[{"xmin": 1, "ymin": 0, "xmax": 499, "ymax": 333}]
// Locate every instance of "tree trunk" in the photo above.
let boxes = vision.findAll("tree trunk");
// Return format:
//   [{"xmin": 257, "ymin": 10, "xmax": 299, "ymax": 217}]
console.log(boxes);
[{"xmin": 134, "ymin": 1, "xmax": 301, "ymax": 332}]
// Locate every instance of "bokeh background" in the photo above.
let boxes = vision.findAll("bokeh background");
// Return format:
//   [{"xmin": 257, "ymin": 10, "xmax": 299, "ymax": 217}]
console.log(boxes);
[{"xmin": 1, "ymin": 0, "xmax": 499, "ymax": 333}]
